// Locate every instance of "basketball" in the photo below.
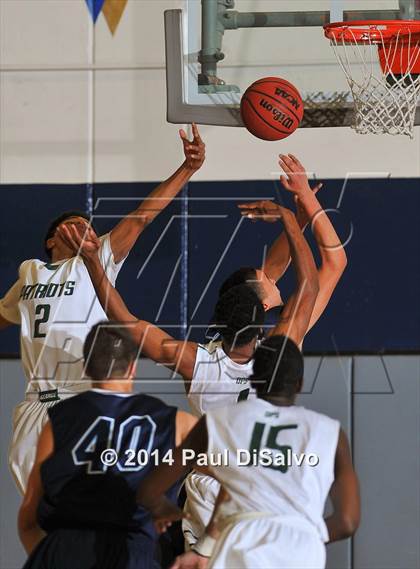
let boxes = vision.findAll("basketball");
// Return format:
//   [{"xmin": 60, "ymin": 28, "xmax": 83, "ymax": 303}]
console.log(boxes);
[{"xmin": 240, "ymin": 77, "xmax": 304, "ymax": 141}]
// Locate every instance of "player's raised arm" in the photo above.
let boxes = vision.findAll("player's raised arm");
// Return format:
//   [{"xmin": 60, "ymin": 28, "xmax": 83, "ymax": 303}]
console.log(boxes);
[
  {"xmin": 58, "ymin": 224, "xmax": 198, "ymax": 382},
  {"xmin": 18, "ymin": 421, "xmax": 54, "ymax": 554},
  {"xmin": 280, "ymin": 154, "xmax": 347, "ymax": 333},
  {"xmin": 238, "ymin": 203, "xmax": 319, "ymax": 346},
  {"xmin": 108, "ymin": 123, "xmax": 205, "ymax": 263},
  {"xmin": 325, "ymin": 429, "xmax": 360, "ymax": 542},
  {"xmin": 260, "ymin": 181, "xmax": 323, "ymax": 283}
]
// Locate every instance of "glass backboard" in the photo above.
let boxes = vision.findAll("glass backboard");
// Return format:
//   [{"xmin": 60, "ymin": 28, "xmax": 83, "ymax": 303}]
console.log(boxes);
[{"xmin": 165, "ymin": 0, "xmax": 420, "ymax": 128}]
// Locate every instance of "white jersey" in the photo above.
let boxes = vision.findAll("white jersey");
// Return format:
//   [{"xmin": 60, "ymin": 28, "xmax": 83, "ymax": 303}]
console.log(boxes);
[
  {"xmin": 183, "ymin": 341, "xmax": 256, "ymax": 545},
  {"xmin": 188, "ymin": 341, "xmax": 256, "ymax": 417},
  {"xmin": 0, "ymin": 233, "xmax": 124, "ymax": 395},
  {"xmin": 206, "ymin": 399, "xmax": 340, "ymax": 542}
]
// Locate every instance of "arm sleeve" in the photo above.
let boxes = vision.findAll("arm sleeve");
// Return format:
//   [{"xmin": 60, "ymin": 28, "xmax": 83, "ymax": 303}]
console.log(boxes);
[
  {"xmin": 0, "ymin": 264, "xmax": 26, "ymax": 325},
  {"xmin": 97, "ymin": 233, "xmax": 126, "ymax": 285}
]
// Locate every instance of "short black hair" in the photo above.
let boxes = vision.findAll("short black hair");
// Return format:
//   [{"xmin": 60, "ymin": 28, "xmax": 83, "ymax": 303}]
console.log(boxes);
[
  {"xmin": 219, "ymin": 267, "xmax": 262, "ymax": 298},
  {"xmin": 213, "ymin": 284, "xmax": 265, "ymax": 347},
  {"xmin": 251, "ymin": 335, "xmax": 303, "ymax": 398},
  {"xmin": 44, "ymin": 210, "xmax": 92, "ymax": 259},
  {"xmin": 83, "ymin": 321, "xmax": 138, "ymax": 381}
]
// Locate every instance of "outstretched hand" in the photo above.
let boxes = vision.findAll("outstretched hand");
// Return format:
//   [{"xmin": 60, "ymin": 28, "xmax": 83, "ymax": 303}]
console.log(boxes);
[
  {"xmin": 279, "ymin": 153, "xmax": 322, "ymax": 196},
  {"xmin": 57, "ymin": 223, "xmax": 100, "ymax": 260},
  {"xmin": 180, "ymin": 123, "xmax": 206, "ymax": 171},
  {"xmin": 238, "ymin": 200, "xmax": 294, "ymax": 224}
]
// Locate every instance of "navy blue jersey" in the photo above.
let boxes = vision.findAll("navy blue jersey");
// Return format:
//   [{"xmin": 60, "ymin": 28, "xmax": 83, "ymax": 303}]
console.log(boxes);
[{"xmin": 38, "ymin": 389, "xmax": 178, "ymax": 542}]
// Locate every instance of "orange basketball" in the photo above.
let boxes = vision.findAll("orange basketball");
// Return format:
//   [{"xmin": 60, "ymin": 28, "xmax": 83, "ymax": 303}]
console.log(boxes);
[{"xmin": 240, "ymin": 77, "xmax": 304, "ymax": 141}]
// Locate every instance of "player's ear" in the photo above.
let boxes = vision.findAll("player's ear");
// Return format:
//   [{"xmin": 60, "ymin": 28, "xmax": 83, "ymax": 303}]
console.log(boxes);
[{"xmin": 46, "ymin": 236, "xmax": 55, "ymax": 252}]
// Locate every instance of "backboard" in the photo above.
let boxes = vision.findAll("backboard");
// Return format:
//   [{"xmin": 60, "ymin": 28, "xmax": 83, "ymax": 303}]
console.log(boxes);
[{"xmin": 165, "ymin": 0, "xmax": 420, "ymax": 128}]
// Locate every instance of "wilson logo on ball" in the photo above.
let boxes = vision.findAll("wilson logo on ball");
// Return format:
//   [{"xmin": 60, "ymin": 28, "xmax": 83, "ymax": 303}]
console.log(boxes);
[
  {"xmin": 259, "ymin": 99, "xmax": 294, "ymax": 129},
  {"xmin": 240, "ymin": 76, "xmax": 304, "ymax": 141}
]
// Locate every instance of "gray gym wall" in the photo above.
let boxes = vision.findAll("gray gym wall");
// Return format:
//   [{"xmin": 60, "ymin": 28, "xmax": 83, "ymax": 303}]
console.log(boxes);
[{"xmin": 1, "ymin": 356, "xmax": 419, "ymax": 569}]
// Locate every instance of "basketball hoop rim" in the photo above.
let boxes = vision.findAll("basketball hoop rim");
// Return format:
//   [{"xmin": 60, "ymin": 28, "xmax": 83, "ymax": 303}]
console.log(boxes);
[{"xmin": 324, "ymin": 20, "xmax": 420, "ymax": 44}]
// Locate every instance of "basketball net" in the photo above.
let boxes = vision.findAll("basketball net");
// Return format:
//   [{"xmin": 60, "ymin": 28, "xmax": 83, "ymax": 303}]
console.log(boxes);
[{"xmin": 325, "ymin": 23, "xmax": 420, "ymax": 137}]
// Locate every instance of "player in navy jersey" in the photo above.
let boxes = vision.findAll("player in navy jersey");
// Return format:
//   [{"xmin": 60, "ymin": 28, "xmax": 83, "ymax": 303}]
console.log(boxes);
[{"xmin": 18, "ymin": 321, "xmax": 197, "ymax": 569}]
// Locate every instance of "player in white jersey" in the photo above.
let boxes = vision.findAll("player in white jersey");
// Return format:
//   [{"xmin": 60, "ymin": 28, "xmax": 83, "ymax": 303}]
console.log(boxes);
[
  {"xmin": 137, "ymin": 335, "xmax": 360, "ymax": 569},
  {"xmin": 182, "ymin": 153, "xmax": 347, "ymax": 548},
  {"xmin": 58, "ymin": 201, "xmax": 319, "ymax": 549},
  {"xmin": 0, "ymin": 124, "xmax": 206, "ymax": 493}
]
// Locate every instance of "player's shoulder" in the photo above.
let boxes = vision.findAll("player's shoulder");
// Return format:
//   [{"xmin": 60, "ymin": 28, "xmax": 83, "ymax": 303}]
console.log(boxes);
[
  {"xmin": 50, "ymin": 390, "xmax": 176, "ymax": 416},
  {"xmin": 294, "ymin": 405, "xmax": 340, "ymax": 428},
  {"xmin": 19, "ymin": 257, "xmax": 78, "ymax": 275},
  {"xmin": 130, "ymin": 392, "xmax": 175, "ymax": 411},
  {"xmin": 205, "ymin": 399, "xmax": 243, "ymax": 422},
  {"xmin": 98, "ymin": 233, "xmax": 109, "ymax": 245},
  {"xmin": 18, "ymin": 258, "xmax": 43, "ymax": 273},
  {"xmin": 47, "ymin": 391, "xmax": 91, "ymax": 420},
  {"xmin": 197, "ymin": 340, "xmax": 222, "ymax": 356}
]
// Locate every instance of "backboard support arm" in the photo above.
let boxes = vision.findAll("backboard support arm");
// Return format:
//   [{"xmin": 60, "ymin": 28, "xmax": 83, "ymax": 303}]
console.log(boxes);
[{"xmin": 199, "ymin": 0, "xmax": 420, "ymax": 87}]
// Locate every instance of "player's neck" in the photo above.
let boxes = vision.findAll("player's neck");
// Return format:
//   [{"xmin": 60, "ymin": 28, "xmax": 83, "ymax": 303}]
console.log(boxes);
[
  {"xmin": 94, "ymin": 379, "xmax": 133, "ymax": 393},
  {"xmin": 51, "ymin": 245, "xmax": 75, "ymax": 263},
  {"xmin": 260, "ymin": 394, "xmax": 295, "ymax": 407},
  {"xmin": 222, "ymin": 340, "xmax": 256, "ymax": 364}
]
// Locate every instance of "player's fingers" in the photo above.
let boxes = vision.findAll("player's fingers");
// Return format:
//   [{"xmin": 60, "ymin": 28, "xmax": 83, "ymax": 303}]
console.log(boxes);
[
  {"xmin": 179, "ymin": 129, "xmax": 189, "ymax": 142},
  {"xmin": 313, "ymin": 182, "xmax": 323, "ymax": 194},
  {"xmin": 60, "ymin": 224, "xmax": 79, "ymax": 246},
  {"xmin": 238, "ymin": 201, "xmax": 263, "ymax": 210},
  {"xmin": 288, "ymin": 153, "xmax": 305, "ymax": 170},
  {"xmin": 69, "ymin": 224, "xmax": 84, "ymax": 245},
  {"xmin": 240, "ymin": 209, "xmax": 260, "ymax": 219},
  {"xmin": 278, "ymin": 158, "xmax": 292, "ymax": 176},
  {"xmin": 279, "ymin": 175, "xmax": 292, "ymax": 191},
  {"xmin": 57, "ymin": 225, "xmax": 72, "ymax": 246},
  {"xmin": 59, "ymin": 227, "xmax": 80, "ymax": 253},
  {"xmin": 279, "ymin": 154, "xmax": 294, "ymax": 170},
  {"xmin": 192, "ymin": 122, "xmax": 203, "ymax": 143}
]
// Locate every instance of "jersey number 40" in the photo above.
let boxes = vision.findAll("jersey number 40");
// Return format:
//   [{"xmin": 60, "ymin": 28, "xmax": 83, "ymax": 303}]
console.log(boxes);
[{"xmin": 72, "ymin": 415, "xmax": 156, "ymax": 474}]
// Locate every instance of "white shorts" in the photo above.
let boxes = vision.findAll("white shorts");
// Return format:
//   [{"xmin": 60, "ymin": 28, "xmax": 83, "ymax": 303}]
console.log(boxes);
[
  {"xmin": 182, "ymin": 471, "xmax": 220, "ymax": 547},
  {"xmin": 209, "ymin": 514, "xmax": 326, "ymax": 569},
  {"xmin": 9, "ymin": 397, "xmax": 61, "ymax": 494}
]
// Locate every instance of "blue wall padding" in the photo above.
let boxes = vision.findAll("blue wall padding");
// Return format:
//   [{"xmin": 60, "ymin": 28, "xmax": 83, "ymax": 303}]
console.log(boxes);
[{"xmin": 0, "ymin": 178, "xmax": 419, "ymax": 355}]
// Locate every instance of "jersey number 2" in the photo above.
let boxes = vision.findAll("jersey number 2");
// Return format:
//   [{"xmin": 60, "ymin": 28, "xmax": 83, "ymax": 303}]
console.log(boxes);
[{"xmin": 34, "ymin": 304, "xmax": 51, "ymax": 338}]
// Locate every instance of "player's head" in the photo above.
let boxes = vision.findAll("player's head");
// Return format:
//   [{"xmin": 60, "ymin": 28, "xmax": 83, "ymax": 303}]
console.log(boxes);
[
  {"xmin": 213, "ymin": 284, "xmax": 265, "ymax": 349},
  {"xmin": 250, "ymin": 335, "xmax": 303, "ymax": 401},
  {"xmin": 219, "ymin": 267, "xmax": 282, "ymax": 311},
  {"xmin": 44, "ymin": 211, "xmax": 95, "ymax": 260},
  {"xmin": 83, "ymin": 321, "xmax": 138, "ymax": 387}
]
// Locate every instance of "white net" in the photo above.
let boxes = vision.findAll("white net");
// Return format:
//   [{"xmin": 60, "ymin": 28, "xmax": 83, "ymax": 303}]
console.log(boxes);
[{"xmin": 327, "ymin": 25, "xmax": 420, "ymax": 137}]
